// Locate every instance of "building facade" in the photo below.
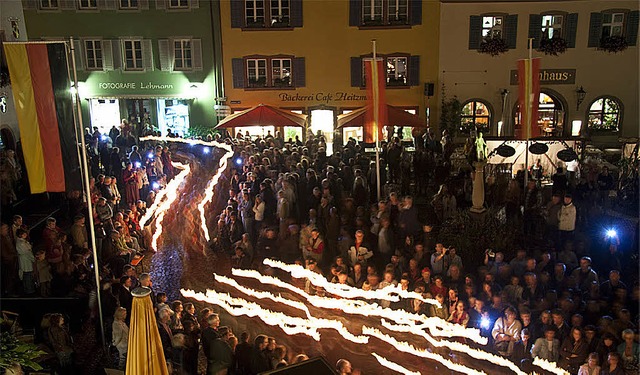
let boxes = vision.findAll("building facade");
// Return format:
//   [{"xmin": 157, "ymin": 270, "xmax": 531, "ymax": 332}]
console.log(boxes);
[
  {"xmin": 20, "ymin": 0, "xmax": 223, "ymax": 137},
  {"xmin": 439, "ymin": 0, "xmax": 639, "ymax": 147},
  {"xmin": 219, "ymin": 0, "xmax": 440, "ymax": 152}
]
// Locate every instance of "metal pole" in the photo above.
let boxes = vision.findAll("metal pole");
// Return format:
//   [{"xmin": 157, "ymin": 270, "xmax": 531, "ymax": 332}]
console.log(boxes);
[
  {"xmin": 69, "ymin": 37, "xmax": 106, "ymax": 350},
  {"xmin": 524, "ymin": 38, "xmax": 533, "ymax": 189},
  {"xmin": 372, "ymin": 39, "xmax": 381, "ymax": 201}
]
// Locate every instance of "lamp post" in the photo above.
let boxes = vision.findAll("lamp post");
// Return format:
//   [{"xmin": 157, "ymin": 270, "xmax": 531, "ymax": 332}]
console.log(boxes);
[{"xmin": 575, "ymin": 86, "xmax": 586, "ymax": 111}]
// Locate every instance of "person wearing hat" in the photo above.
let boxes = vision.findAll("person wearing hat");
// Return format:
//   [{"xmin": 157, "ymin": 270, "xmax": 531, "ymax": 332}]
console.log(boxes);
[
  {"xmin": 414, "ymin": 267, "xmax": 432, "ymax": 291},
  {"xmin": 558, "ymin": 193, "xmax": 576, "ymax": 247}
]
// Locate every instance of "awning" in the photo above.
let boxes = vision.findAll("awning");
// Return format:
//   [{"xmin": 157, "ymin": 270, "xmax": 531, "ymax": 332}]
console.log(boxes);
[
  {"xmin": 214, "ymin": 104, "xmax": 307, "ymax": 129},
  {"xmin": 337, "ymin": 104, "xmax": 425, "ymax": 128}
]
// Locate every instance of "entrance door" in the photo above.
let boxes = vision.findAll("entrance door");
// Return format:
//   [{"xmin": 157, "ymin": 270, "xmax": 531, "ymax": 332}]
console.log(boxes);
[
  {"xmin": 89, "ymin": 99, "xmax": 121, "ymax": 134},
  {"xmin": 310, "ymin": 109, "xmax": 335, "ymax": 155}
]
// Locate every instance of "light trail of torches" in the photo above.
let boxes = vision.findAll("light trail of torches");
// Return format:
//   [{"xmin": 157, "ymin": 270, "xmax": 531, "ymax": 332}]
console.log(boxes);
[
  {"xmin": 532, "ymin": 358, "xmax": 570, "ymax": 375},
  {"xmin": 181, "ymin": 289, "xmax": 369, "ymax": 344},
  {"xmin": 230, "ymin": 268, "xmax": 487, "ymax": 344},
  {"xmin": 263, "ymin": 259, "xmax": 441, "ymax": 306},
  {"xmin": 140, "ymin": 161, "xmax": 188, "ymax": 227},
  {"xmin": 363, "ymin": 327, "xmax": 487, "ymax": 375},
  {"xmin": 371, "ymin": 353, "xmax": 422, "ymax": 375},
  {"xmin": 380, "ymin": 319, "xmax": 526, "ymax": 375},
  {"xmin": 149, "ymin": 163, "xmax": 191, "ymax": 251}
]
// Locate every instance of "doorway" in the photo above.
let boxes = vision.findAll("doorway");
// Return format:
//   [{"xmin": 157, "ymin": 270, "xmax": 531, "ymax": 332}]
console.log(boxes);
[{"xmin": 309, "ymin": 109, "xmax": 335, "ymax": 155}]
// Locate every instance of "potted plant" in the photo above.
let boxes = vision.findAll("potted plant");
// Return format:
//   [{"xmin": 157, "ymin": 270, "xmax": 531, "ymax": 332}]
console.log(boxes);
[
  {"xmin": 479, "ymin": 36, "xmax": 509, "ymax": 56},
  {"xmin": 439, "ymin": 87, "xmax": 462, "ymax": 137},
  {"xmin": 538, "ymin": 35, "xmax": 568, "ymax": 56},
  {"xmin": 0, "ymin": 320, "xmax": 46, "ymax": 373},
  {"xmin": 248, "ymin": 77, "xmax": 267, "ymax": 88},
  {"xmin": 599, "ymin": 35, "xmax": 628, "ymax": 53},
  {"xmin": 274, "ymin": 77, "xmax": 291, "ymax": 87},
  {"xmin": 387, "ymin": 77, "xmax": 406, "ymax": 86}
]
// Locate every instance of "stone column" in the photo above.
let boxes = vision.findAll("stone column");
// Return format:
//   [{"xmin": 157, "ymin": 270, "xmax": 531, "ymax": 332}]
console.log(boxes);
[{"xmin": 470, "ymin": 161, "xmax": 487, "ymax": 214}]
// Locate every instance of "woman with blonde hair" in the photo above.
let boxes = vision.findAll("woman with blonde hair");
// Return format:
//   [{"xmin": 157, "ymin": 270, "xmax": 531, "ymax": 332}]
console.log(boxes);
[
  {"xmin": 112, "ymin": 307, "xmax": 129, "ymax": 369},
  {"xmin": 578, "ymin": 353, "xmax": 601, "ymax": 375}
]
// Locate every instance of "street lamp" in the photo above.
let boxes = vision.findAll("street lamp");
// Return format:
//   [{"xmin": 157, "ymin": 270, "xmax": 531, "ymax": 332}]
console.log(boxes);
[{"xmin": 575, "ymin": 86, "xmax": 587, "ymax": 111}]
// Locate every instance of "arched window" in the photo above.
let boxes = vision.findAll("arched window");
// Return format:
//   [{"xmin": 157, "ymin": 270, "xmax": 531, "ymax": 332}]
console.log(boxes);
[
  {"xmin": 514, "ymin": 91, "xmax": 565, "ymax": 137},
  {"xmin": 588, "ymin": 97, "xmax": 621, "ymax": 132},
  {"xmin": 460, "ymin": 100, "xmax": 491, "ymax": 134}
]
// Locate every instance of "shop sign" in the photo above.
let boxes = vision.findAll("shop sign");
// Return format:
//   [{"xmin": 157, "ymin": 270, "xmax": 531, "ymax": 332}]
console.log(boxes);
[
  {"xmin": 82, "ymin": 72, "xmax": 195, "ymax": 97},
  {"xmin": 509, "ymin": 69, "xmax": 576, "ymax": 85},
  {"xmin": 97, "ymin": 82, "xmax": 175, "ymax": 90},
  {"xmin": 279, "ymin": 92, "xmax": 368, "ymax": 104}
]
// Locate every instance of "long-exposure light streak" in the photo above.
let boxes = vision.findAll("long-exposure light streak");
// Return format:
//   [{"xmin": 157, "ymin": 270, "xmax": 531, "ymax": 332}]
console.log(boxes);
[
  {"xmin": 380, "ymin": 319, "xmax": 525, "ymax": 375},
  {"xmin": 140, "ymin": 162, "xmax": 188, "ymax": 227},
  {"xmin": 231, "ymin": 268, "xmax": 487, "ymax": 344},
  {"xmin": 532, "ymin": 358, "xmax": 570, "ymax": 375},
  {"xmin": 363, "ymin": 327, "xmax": 487, "ymax": 375},
  {"xmin": 263, "ymin": 259, "xmax": 440, "ymax": 306},
  {"xmin": 148, "ymin": 163, "xmax": 191, "ymax": 251},
  {"xmin": 371, "ymin": 353, "xmax": 422, "ymax": 375},
  {"xmin": 181, "ymin": 289, "xmax": 369, "ymax": 344}
]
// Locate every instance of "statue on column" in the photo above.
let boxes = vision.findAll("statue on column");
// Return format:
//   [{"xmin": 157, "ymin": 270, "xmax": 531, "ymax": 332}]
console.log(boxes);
[{"xmin": 475, "ymin": 132, "xmax": 488, "ymax": 162}]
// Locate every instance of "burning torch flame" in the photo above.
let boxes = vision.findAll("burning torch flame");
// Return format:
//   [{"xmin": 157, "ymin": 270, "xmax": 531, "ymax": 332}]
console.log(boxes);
[
  {"xmin": 140, "ymin": 162, "xmax": 188, "ymax": 227},
  {"xmin": 371, "ymin": 353, "xmax": 422, "ymax": 375},
  {"xmin": 148, "ymin": 163, "xmax": 190, "ymax": 251},
  {"xmin": 532, "ymin": 358, "xmax": 570, "ymax": 375}
]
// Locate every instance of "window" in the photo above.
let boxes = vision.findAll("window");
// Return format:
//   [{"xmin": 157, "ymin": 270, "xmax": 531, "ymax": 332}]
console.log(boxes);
[
  {"xmin": 362, "ymin": 0, "xmax": 410, "ymax": 26},
  {"xmin": 541, "ymin": 14, "xmax": 563, "ymax": 38},
  {"xmin": 39, "ymin": 0, "xmax": 58, "ymax": 9},
  {"xmin": 123, "ymin": 39, "xmax": 143, "ymax": 70},
  {"xmin": 461, "ymin": 100, "xmax": 491, "ymax": 134},
  {"xmin": 78, "ymin": 0, "xmax": 97, "ymax": 9},
  {"xmin": 271, "ymin": 58, "xmax": 291, "ymax": 87},
  {"xmin": 168, "ymin": 0, "xmax": 189, "ymax": 9},
  {"xmin": 247, "ymin": 59, "xmax": 268, "ymax": 87},
  {"xmin": 602, "ymin": 12, "xmax": 625, "ymax": 37},
  {"xmin": 270, "ymin": 0, "xmax": 290, "ymax": 26},
  {"xmin": 119, "ymin": 0, "xmax": 138, "ymax": 10},
  {"xmin": 386, "ymin": 56, "xmax": 407, "ymax": 86},
  {"xmin": 363, "ymin": 0, "xmax": 383, "ymax": 25},
  {"xmin": 84, "ymin": 40, "xmax": 103, "ymax": 70},
  {"xmin": 588, "ymin": 97, "xmax": 621, "ymax": 131},
  {"xmin": 245, "ymin": 0, "xmax": 266, "ymax": 27},
  {"xmin": 482, "ymin": 15, "xmax": 503, "ymax": 38},
  {"xmin": 173, "ymin": 39, "xmax": 192, "ymax": 70},
  {"xmin": 388, "ymin": 0, "xmax": 408, "ymax": 24},
  {"xmin": 514, "ymin": 92, "xmax": 565, "ymax": 137}
]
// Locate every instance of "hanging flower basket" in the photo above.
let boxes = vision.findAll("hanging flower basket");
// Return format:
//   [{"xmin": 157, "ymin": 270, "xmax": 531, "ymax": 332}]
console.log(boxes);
[
  {"xmin": 599, "ymin": 35, "xmax": 628, "ymax": 53},
  {"xmin": 538, "ymin": 36, "xmax": 568, "ymax": 56},
  {"xmin": 479, "ymin": 36, "xmax": 509, "ymax": 57}
]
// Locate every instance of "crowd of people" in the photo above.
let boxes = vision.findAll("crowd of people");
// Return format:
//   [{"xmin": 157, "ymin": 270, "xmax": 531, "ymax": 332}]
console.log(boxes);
[{"xmin": 0, "ymin": 119, "xmax": 638, "ymax": 375}]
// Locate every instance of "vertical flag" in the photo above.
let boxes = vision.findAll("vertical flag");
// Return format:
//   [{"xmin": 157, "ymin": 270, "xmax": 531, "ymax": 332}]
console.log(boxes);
[
  {"xmin": 517, "ymin": 58, "xmax": 541, "ymax": 139},
  {"xmin": 3, "ymin": 42, "xmax": 80, "ymax": 193},
  {"xmin": 364, "ymin": 58, "xmax": 387, "ymax": 144}
]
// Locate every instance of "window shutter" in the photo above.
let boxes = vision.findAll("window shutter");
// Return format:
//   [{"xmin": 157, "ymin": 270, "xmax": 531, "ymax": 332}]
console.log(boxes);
[
  {"xmin": 626, "ymin": 10, "xmax": 639, "ymax": 46},
  {"xmin": 350, "ymin": 57, "xmax": 363, "ymax": 87},
  {"xmin": 408, "ymin": 55, "xmax": 420, "ymax": 86},
  {"xmin": 528, "ymin": 14, "xmax": 542, "ymax": 49},
  {"xmin": 409, "ymin": 0, "xmax": 422, "ymax": 26},
  {"xmin": 102, "ymin": 40, "xmax": 114, "ymax": 71},
  {"xmin": 60, "ymin": 0, "xmax": 77, "ymax": 10},
  {"xmin": 468, "ymin": 15, "xmax": 482, "ymax": 49},
  {"xmin": 192, "ymin": 39, "xmax": 203, "ymax": 71},
  {"xmin": 191, "ymin": 0, "xmax": 199, "ymax": 8},
  {"xmin": 99, "ymin": 0, "xmax": 117, "ymax": 10},
  {"xmin": 231, "ymin": 58, "xmax": 245, "ymax": 88},
  {"xmin": 565, "ymin": 13, "xmax": 578, "ymax": 48},
  {"xmin": 505, "ymin": 14, "xmax": 518, "ymax": 49},
  {"xmin": 142, "ymin": 39, "xmax": 153, "ymax": 70},
  {"xmin": 230, "ymin": 0, "xmax": 244, "ymax": 28},
  {"xmin": 290, "ymin": 0, "xmax": 303, "ymax": 27},
  {"xmin": 349, "ymin": 0, "xmax": 362, "ymax": 27},
  {"xmin": 158, "ymin": 39, "xmax": 173, "ymax": 71},
  {"xmin": 293, "ymin": 57, "xmax": 305, "ymax": 87},
  {"xmin": 139, "ymin": 0, "xmax": 149, "ymax": 9},
  {"xmin": 587, "ymin": 12, "xmax": 603, "ymax": 47},
  {"xmin": 155, "ymin": 0, "xmax": 166, "ymax": 9},
  {"xmin": 73, "ymin": 40, "xmax": 85, "ymax": 70},
  {"xmin": 111, "ymin": 40, "xmax": 122, "ymax": 69}
]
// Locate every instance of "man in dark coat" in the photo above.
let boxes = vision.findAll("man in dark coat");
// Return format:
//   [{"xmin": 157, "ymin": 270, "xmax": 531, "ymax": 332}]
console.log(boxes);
[
  {"xmin": 249, "ymin": 334, "xmax": 271, "ymax": 374},
  {"xmin": 117, "ymin": 276, "xmax": 133, "ymax": 323},
  {"xmin": 208, "ymin": 326, "xmax": 234, "ymax": 375},
  {"xmin": 0, "ymin": 223, "xmax": 18, "ymax": 296}
]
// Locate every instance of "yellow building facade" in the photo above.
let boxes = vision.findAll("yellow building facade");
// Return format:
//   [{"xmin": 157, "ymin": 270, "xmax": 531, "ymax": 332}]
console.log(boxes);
[{"xmin": 219, "ymin": 0, "xmax": 440, "ymax": 151}]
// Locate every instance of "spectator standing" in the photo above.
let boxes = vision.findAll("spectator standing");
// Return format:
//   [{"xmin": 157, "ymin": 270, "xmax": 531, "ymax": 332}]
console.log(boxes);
[
  {"xmin": 558, "ymin": 194, "xmax": 576, "ymax": 246},
  {"xmin": 532, "ymin": 326, "xmax": 561, "ymax": 362},
  {"xmin": 578, "ymin": 353, "xmax": 601, "ymax": 375},
  {"xmin": 112, "ymin": 307, "xmax": 129, "ymax": 370},
  {"xmin": 559, "ymin": 327, "xmax": 590, "ymax": 373},
  {"xmin": 0, "ymin": 223, "xmax": 18, "ymax": 296},
  {"xmin": 15, "ymin": 229, "xmax": 35, "ymax": 295}
]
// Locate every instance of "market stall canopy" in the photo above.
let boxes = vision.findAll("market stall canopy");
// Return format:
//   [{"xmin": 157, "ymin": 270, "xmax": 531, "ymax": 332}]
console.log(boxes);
[
  {"xmin": 214, "ymin": 104, "xmax": 307, "ymax": 129},
  {"xmin": 336, "ymin": 105, "xmax": 425, "ymax": 128}
]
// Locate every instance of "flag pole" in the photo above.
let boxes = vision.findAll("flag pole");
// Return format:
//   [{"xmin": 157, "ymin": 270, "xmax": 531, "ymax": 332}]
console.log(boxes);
[
  {"xmin": 372, "ymin": 39, "xmax": 381, "ymax": 201},
  {"xmin": 524, "ymin": 38, "xmax": 533, "ymax": 189},
  {"xmin": 69, "ymin": 37, "xmax": 106, "ymax": 350}
]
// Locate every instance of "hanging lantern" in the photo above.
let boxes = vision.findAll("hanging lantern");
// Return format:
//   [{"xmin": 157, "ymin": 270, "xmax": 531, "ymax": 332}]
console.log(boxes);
[{"xmin": 529, "ymin": 142, "xmax": 549, "ymax": 155}]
